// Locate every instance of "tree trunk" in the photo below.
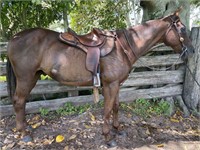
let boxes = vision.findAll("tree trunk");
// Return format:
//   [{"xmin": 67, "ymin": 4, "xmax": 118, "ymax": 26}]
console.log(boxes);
[
  {"xmin": 63, "ymin": 6, "xmax": 69, "ymax": 32},
  {"xmin": 183, "ymin": 27, "xmax": 200, "ymax": 117},
  {"xmin": 140, "ymin": 0, "xmax": 190, "ymax": 28}
]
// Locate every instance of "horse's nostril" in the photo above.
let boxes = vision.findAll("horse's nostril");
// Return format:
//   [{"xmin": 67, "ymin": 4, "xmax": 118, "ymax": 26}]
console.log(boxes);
[
  {"xmin": 191, "ymin": 47, "xmax": 195, "ymax": 53},
  {"xmin": 188, "ymin": 46, "xmax": 195, "ymax": 54}
]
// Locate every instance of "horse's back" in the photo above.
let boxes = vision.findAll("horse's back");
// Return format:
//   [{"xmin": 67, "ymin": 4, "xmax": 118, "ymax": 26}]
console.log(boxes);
[
  {"xmin": 8, "ymin": 28, "xmax": 58, "ymax": 50},
  {"xmin": 8, "ymin": 28, "xmax": 59, "ymax": 57}
]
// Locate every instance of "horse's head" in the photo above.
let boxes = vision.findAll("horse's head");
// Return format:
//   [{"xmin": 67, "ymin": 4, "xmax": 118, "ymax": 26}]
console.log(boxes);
[{"xmin": 162, "ymin": 8, "xmax": 195, "ymax": 60}]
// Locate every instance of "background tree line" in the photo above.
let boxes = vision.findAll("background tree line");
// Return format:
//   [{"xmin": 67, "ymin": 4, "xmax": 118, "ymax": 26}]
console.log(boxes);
[{"xmin": 1, "ymin": 0, "xmax": 199, "ymax": 41}]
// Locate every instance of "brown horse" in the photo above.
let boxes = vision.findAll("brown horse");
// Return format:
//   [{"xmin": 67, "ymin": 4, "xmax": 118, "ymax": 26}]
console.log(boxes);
[{"xmin": 6, "ymin": 9, "xmax": 194, "ymax": 145}]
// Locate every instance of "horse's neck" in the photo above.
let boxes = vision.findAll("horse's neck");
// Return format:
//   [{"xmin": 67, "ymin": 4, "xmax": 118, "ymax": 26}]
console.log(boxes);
[{"xmin": 129, "ymin": 20, "xmax": 168, "ymax": 57}]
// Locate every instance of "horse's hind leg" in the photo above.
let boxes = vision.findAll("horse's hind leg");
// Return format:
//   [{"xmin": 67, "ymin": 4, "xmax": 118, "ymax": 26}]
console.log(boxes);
[{"xmin": 13, "ymin": 73, "xmax": 40, "ymax": 136}]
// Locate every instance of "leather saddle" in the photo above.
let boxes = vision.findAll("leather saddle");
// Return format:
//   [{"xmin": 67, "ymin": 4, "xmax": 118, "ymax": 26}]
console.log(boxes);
[
  {"xmin": 59, "ymin": 28, "xmax": 115, "ymax": 86},
  {"xmin": 66, "ymin": 28, "xmax": 104, "ymax": 47}
]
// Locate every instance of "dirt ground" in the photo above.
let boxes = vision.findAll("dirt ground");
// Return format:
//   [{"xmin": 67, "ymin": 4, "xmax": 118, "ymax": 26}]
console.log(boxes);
[{"xmin": 0, "ymin": 108, "xmax": 200, "ymax": 150}]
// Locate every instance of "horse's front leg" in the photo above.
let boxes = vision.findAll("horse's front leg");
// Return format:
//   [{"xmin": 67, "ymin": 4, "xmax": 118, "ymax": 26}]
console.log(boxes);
[
  {"xmin": 113, "ymin": 92, "xmax": 127, "ymax": 137},
  {"xmin": 102, "ymin": 81, "xmax": 119, "ymax": 142},
  {"xmin": 112, "ymin": 92, "xmax": 120, "ymax": 130}
]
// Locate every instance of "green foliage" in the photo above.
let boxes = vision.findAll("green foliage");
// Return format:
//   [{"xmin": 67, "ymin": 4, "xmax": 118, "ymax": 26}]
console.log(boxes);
[
  {"xmin": 70, "ymin": 0, "xmax": 129, "ymax": 33},
  {"xmin": 56, "ymin": 102, "xmax": 91, "ymax": 116},
  {"xmin": 0, "ymin": 0, "xmax": 130, "ymax": 40},
  {"xmin": 195, "ymin": 20, "xmax": 200, "ymax": 26},
  {"xmin": 39, "ymin": 107, "xmax": 50, "ymax": 117},
  {"xmin": 1, "ymin": 0, "xmax": 132, "ymax": 40},
  {"xmin": 1, "ymin": 0, "xmax": 198, "ymax": 41},
  {"xmin": 190, "ymin": 0, "xmax": 200, "ymax": 6},
  {"xmin": 40, "ymin": 74, "xmax": 52, "ymax": 80},
  {"xmin": 120, "ymin": 98, "xmax": 170, "ymax": 118},
  {"xmin": 0, "ymin": 0, "xmax": 75, "ymax": 40},
  {"xmin": 0, "ymin": 76, "xmax": 6, "ymax": 81}
]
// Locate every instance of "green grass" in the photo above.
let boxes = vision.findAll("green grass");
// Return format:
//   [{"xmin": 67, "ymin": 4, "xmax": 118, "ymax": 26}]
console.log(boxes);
[
  {"xmin": 120, "ymin": 98, "xmax": 170, "ymax": 118},
  {"xmin": 39, "ymin": 102, "xmax": 93, "ymax": 117},
  {"xmin": 39, "ymin": 108, "xmax": 50, "ymax": 117},
  {"xmin": 40, "ymin": 75, "xmax": 52, "ymax": 80},
  {"xmin": 39, "ymin": 99, "xmax": 170, "ymax": 118},
  {"xmin": 0, "ymin": 75, "xmax": 51, "ymax": 82},
  {"xmin": 56, "ymin": 102, "xmax": 91, "ymax": 116}
]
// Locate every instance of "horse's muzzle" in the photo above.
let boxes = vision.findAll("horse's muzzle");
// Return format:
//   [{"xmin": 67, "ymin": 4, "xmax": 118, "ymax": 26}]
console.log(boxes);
[{"xmin": 181, "ymin": 45, "xmax": 195, "ymax": 61}]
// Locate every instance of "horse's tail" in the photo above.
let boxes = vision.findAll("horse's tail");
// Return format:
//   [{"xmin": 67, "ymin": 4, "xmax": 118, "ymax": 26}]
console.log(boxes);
[{"xmin": 6, "ymin": 58, "xmax": 16, "ymax": 100}]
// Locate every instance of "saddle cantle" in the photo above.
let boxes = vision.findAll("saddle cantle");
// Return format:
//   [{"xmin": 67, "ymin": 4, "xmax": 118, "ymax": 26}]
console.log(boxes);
[
  {"xmin": 59, "ymin": 28, "xmax": 115, "ymax": 87},
  {"xmin": 66, "ymin": 28, "xmax": 105, "ymax": 47}
]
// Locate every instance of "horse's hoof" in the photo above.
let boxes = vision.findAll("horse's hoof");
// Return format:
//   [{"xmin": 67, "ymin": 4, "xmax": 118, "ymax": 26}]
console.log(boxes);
[
  {"xmin": 118, "ymin": 130, "xmax": 127, "ymax": 137},
  {"xmin": 107, "ymin": 140, "xmax": 117, "ymax": 148},
  {"xmin": 22, "ymin": 135, "xmax": 33, "ymax": 143}
]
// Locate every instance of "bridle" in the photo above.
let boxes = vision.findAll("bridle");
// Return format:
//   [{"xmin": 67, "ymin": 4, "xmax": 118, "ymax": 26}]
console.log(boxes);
[
  {"xmin": 114, "ymin": 16, "xmax": 190, "ymax": 71},
  {"xmin": 113, "ymin": 18, "xmax": 200, "ymax": 87},
  {"xmin": 165, "ymin": 17, "xmax": 200, "ymax": 88},
  {"xmin": 166, "ymin": 17, "xmax": 188, "ymax": 57}
]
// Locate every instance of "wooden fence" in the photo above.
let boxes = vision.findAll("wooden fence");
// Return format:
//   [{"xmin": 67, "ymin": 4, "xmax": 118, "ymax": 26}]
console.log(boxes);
[
  {"xmin": 0, "ymin": 41, "xmax": 185, "ymax": 116},
  {"xmin": 0, "ymin": 41, "xmax": 186, "ymax": 116}
]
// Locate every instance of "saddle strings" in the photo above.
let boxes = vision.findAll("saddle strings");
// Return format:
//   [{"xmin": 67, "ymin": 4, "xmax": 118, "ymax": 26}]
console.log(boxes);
[{"xmin": 114, "ymin": 32, "xmax": 133, "ymax": 67}]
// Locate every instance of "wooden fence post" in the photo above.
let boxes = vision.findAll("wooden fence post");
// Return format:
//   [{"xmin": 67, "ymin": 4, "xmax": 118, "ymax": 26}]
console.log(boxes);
[{"xmin": 183, "ymin": 27, "xmax": 200, "ymax": 113}]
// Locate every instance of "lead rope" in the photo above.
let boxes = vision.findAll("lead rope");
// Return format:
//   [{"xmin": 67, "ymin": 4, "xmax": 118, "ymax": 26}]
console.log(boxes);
[
  {"xmin": 137, "ymin": 46, "xmax": 186, "ymax": 71},
  {"xmin": 184, "ymin": 61, "xmax": 200, "ymax": 87}
]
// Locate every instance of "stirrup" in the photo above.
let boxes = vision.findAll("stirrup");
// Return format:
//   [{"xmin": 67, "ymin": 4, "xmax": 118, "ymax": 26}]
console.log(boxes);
[{"xmin": 93, "ymin": 73, "xmax": 101, "ymax": 87}]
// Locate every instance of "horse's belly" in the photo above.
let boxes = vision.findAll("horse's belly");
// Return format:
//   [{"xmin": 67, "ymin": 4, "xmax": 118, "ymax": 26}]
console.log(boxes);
[
  {"xmin": 47, "ymin": 52, "xmax": 93, "ymax": 86},
  {"xmin": 54, "ymin": 68, "xmax": 92, "ymax": 86}
]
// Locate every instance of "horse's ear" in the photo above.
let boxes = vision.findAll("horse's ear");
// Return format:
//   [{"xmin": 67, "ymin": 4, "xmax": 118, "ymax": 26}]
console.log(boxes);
[
  {"xmin": 162, "ymin": 6, "xmax": 182, "ymax": 21},
  {"xmin": 174, "ymin": 6, "xmax": 183, "ymax": 16}
]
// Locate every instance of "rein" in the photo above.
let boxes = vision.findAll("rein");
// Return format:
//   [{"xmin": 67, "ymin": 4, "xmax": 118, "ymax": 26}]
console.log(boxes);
[
  {"xmin": 161, "ymin": 17, "xmax": 200, "ymax": 82},
  {"xmin": 117, "ymin": 29, "xmax": 182, "ymax": 71},
  {"xmin": 111, "ymin": 20, "xmax": 200, "ymax": 88},
  {"xmin": 118, "ymin": 19, "xmax": 200, "ymax": 88},
  {"xmin": 116, "ymin": 17, "xmax": 190, "ymax": 71}
]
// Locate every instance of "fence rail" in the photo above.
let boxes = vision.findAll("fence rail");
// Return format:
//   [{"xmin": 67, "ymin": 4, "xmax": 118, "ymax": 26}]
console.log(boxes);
[
  {"xmin": 0, "ymin": 70, "xmax": 184, "ymax": 97},
  {"xmin": 1, "ymin": 84, "xmax": 182, "ymax": 116}
]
